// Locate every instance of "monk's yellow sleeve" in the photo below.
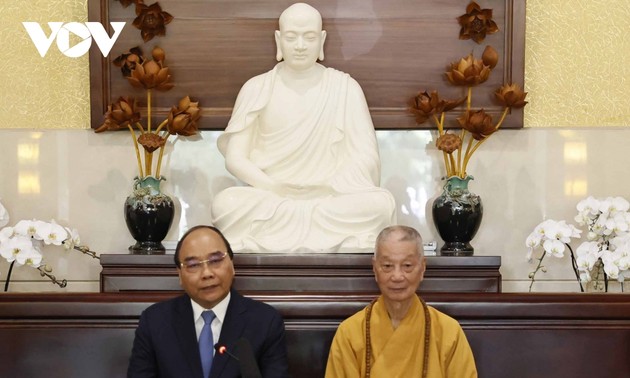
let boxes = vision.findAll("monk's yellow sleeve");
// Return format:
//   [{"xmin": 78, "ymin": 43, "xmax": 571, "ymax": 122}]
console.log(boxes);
[
  {"xmin": 444, "ymin": 325, "xmax": 478, "ymax": 378},
  {"xmin": 325, "ymin": 320, "xmax": 363, "ymax": 378}
]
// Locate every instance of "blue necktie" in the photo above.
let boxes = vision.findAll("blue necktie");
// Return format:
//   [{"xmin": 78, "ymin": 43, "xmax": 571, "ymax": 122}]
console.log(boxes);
[{"xmin": 199, "ymin": 311, "xmax": 216, "ymax": 378}]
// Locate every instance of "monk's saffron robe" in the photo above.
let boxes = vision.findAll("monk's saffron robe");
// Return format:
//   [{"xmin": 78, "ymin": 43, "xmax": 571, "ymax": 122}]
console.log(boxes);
[{"xmin": 325, "ymin": 295, "xmax": 477, "ymax": 378}]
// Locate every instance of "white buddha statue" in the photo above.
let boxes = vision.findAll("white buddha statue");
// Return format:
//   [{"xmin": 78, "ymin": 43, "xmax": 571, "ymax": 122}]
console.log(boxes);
[{"xmin": 211, "ymin": 2, "xmax": 396, "ymax": 253}]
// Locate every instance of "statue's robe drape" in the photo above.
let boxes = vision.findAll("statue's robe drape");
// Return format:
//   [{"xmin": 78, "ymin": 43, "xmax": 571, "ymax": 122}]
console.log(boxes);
[{"xmin": 212, "ymin": 64, "xmax": 396, "ymax": 253}]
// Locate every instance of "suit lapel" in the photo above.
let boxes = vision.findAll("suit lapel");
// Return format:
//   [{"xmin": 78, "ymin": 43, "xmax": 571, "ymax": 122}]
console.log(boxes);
[
  {"xmin": 210, "ymin": 290, "xmax": 247, "ymax": 378},
  {"xmin": 173, "ymin": 294, "xmax": 205, "ymax": 378}
]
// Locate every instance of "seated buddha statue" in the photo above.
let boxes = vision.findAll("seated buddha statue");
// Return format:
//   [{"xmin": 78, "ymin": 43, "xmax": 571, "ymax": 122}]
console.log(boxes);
[{"xmin": 211, "ymin": 2, "xmax": 396, "ymax": 253}]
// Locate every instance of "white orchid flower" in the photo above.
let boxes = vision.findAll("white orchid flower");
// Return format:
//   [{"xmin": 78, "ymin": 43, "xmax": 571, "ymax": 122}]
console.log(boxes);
[
  {"xmin": 13, "ymin": 219, "xmax": 39, "ymax": 237},
  {"xmin": 593, "ymin": 215, "xmax": 610, "ymax": 236},
  {"xmin": 525, "ymin": 232, "xmax": 542, "ymax": 249},
  {"xmin": 0, "ymin": 235, "xmax": 35, "ymax": 263},
  {"xmin": 586, "ymin": 231, "xmax": 599, "ymax": 241},
  {"xmin": 576, "ymin": 252, "xmax": 599, "ymax": 273},
  {"xmin": 543, "ymin": 239, "xmax": 566, "ymax": 258},
  {"xmin": 612, "ymin": 197, "xmax": 630, "ymax": 212},
  {"xmin": 537, "ymin": 219, "xmax": 559, "ymax": 238},
  {"xmin": 0, "ymin": 200, "xmax": 9, "ymax": 228},
  {"xmin": 577, "ymin": 196, "xmax": 600, "ymax": 216},
  {"xmin": 555, "ymin": 221, "xmax": 578, "ymax": 243},
  {"xmin": 598, "ymin": 197, "xmax": 614, "ymax": 215},
  {"xmin": 602, "ymin": 259, "xmax": 620, "ymax": 279},
  {"xmin": 62, "ymin": 227, "xmax": 81, "ymax": 250},
  {"xmin": 568, "ymin": 224, "xmax": 582, "ymax": 238},
  {"xmin": 14, "ymin": 244, "xmax": 43, "ymax": 267},
  {"xmin": 526, "ymin": 248, "xmax": 534, "ymax": 262},
  {"xmin": 576, "ymin": 241, "xmax": 601, "ymax": 258},
  {"xmin": 35, "ymin": 220, "xmax": 68, "ymax": 246},
  {"xmin": 0, "ymin": 226, "xmax": 14, "ymax": 243},
  {"xmin": 610, "ymin": 234, "xmax": 630, "ymax": 250},
  {"xmin": 610, "ymin": 213, "xmax": 629, "ymax": 235},
  {"xmin": 616, "ymin": 269, "xmax": 630, "ymax": 282}
]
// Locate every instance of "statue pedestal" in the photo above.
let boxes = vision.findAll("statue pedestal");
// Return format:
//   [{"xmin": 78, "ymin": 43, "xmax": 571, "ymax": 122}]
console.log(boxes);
[{"xmin": 99, "ymin": 253, "xmax": 501, "ymax": 293}]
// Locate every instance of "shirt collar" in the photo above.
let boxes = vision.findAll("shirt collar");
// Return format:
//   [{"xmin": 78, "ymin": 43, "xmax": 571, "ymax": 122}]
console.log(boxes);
[{"xmin": 191, "ymin": 291, "xmax": 231, "ymax": 325}]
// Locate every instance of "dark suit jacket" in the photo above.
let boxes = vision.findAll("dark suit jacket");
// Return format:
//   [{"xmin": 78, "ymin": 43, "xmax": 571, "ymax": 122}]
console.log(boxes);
[{"xmin": 127, "ymin": 289, "xmax": 289, "ymax": 378}]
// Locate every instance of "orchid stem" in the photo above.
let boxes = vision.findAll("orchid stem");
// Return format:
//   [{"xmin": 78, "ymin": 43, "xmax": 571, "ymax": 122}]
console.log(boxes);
[
  {"xmin": 37, "ymin": 266, "xmax": 67, "ymax": 288},
  {"xmin": 4, "ymin": 261, "xmax": 15, "ymax": 292},
  {"xmin": 528, "ymin": 251, "xmax": 546, "ymax": 292},
  {"xmin": 567, "ymin": 244, "xmax": 584, "ymax": 293}
]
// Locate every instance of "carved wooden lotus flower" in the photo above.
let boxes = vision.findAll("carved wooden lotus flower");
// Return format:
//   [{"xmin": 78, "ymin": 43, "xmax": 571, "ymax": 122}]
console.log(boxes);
[
  {"xmin": 127, "ymin": 46, "xmax": 174, "ymax": 91},
  {"xmin": 113, "ymin": 47, "xmax": 144, "ymax": 77},
  {"xmin": 457, "ymin": 109, "xmax": 496, "ymax": 141},
  {"xmin": 167, "ymin": 96, "xmax": 201, "ymax": 136},
  {"xmin": 408, "ymin": 90, "xmax": 466, "ymax": 124},
  {"xmin": 436, "ymin": 133, "xmax": 463, "ymax": 154},
  {"xmin": 95, "ymin": 96, "xmax": 140, "ymax": 133},
  {"xmin": 133, "ymin": 2, "xmax": 174, "ymax": 42},
  {"xmin": 407, "ymin": 3, "xmax": 526, "ymax": 179},
  {"xmin": 495, "ymin": 83, "xmax": 528, "ymax": 108},
  {"xmin": 96, "ymin": 46, "xmax": 200, "ymax": 179},
  {"xmin": 457, "ymin": 1, "xmax": 499, "ymax": 44},
  {"xmin": 138, "ymin": 133, "xmax": 166, "ymax": 153},
  {"xmin": 446, "ymin": 53, "xmax": 492, "ymax": 87}
]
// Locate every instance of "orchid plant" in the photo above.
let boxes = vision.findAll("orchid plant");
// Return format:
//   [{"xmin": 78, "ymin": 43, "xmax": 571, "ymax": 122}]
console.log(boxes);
[
  {"xmin": 0, "ymin": 200, "xmax": 99, "ymax": 291},
  {"xmin": 526, "ymin": 196, "xmax": 630, "ymax": 292}
]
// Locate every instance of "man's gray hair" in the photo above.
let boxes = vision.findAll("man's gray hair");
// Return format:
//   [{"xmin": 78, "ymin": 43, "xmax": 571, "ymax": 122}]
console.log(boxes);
[{"xmin": 375, "ymin": 225, "xmax": 423, "ymax": 257}]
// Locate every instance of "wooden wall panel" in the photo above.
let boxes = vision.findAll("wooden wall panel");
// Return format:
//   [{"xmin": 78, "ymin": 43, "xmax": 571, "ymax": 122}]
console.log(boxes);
[
  {"xmin": 89, "ymin": 0, "xmax": 525, "ymax": 130},
  {"xmin": 1, "ymin": 293, "xmax": 630, "ymax": 378}
]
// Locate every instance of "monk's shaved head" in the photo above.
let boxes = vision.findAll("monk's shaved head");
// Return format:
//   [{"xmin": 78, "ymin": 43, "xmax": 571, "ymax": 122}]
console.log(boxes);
[{"xmin": 375, "ymin": 225, "xmax": 424, "ymax": 258}]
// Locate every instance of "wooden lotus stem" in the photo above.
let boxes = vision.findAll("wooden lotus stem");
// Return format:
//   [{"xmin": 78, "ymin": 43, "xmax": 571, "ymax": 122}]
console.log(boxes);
[
  {"xmin": 147, "ymin": 89, "xmax": 152, "ymax": 133},
  {"xmin": 155, "ymin": 130, "xmax": 169, "ymax": 179},
  {"xmin": 127, "ymin": 124, "xmax": 144, "ymax": 178}
]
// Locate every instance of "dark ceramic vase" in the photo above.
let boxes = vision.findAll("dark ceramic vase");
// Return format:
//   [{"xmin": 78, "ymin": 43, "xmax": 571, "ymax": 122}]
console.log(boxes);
[
  {"xmin": 124, "ymin": 176, "xmax": 174, "ymax": 254},
  {"xmin": 432, "ymin": 176, "xmax": 483, "ymax": 256}
]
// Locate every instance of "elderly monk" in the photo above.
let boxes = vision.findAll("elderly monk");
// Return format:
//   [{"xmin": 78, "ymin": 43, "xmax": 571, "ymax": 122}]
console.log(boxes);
[
  {"xmin": 211, "ymin": 3, "xmax": 396, "ymax": 253},
  {"xmin": 325, "ymin": 226, "xmax": 477, "ymax": 378}
]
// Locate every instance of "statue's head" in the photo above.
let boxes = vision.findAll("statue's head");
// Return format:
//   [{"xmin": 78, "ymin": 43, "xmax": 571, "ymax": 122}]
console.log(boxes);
[{"xmin": 275, "ymin": 3, "xmax": 327, "ymax": 70}]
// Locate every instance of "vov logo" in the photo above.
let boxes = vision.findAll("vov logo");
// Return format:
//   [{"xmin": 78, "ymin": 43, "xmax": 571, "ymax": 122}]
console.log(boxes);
[{"xmin": 23, "ymin": 22, "xmax": 126, "ymax": 58}]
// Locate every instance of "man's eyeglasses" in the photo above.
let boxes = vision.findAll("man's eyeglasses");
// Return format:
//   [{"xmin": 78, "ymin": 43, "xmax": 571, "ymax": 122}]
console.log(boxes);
[{"xmin": 179, "ymin": 252, "xmax": 229, "ymax": 273}]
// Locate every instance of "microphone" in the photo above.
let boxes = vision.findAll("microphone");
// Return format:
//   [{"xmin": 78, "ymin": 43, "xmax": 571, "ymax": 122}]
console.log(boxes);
[
  {"xmin": 214, "ymin": 338, "xmax": 262, "ymax": 378},
  {"xmin": 214, "ymin": 343, "xmax": 240, "ymax": 361}
]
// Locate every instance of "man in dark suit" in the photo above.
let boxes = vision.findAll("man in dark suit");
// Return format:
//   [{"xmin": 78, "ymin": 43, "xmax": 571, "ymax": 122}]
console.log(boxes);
[{"xmin": 127, "ymin": 225, "xmax": 289, "ymax": 378}]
